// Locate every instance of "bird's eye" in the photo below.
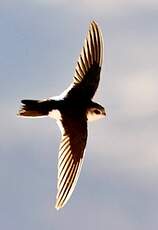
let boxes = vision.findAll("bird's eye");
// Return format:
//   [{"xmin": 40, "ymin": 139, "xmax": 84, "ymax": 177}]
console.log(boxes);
[{"xmin": 94, "ymin": 109, "xmax": 100, "ymax": 114}]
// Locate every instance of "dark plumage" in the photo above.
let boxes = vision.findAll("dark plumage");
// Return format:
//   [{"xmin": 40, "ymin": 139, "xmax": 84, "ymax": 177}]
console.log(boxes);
[{"xmin": 17, "ymin": 21, "xmax": 106, "ymax": 209}]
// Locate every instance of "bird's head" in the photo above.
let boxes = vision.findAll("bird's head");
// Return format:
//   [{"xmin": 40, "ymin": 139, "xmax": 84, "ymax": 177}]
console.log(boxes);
[{"xmin": 87, "ymin": 102, "xmax": 106, "ymax": 121}]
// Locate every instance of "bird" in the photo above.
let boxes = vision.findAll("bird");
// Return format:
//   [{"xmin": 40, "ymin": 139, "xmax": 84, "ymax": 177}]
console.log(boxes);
[{"xmin": 17, "ymin": 20, "xmax": 106, "ymax": 209}]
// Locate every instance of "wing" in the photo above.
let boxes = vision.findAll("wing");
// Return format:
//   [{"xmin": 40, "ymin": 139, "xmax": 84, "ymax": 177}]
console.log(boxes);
[
  {"xmin": 66, "ymin": 20, "xmax": 104, "ymax": 101},
  {"xmin": 55, "ymin": 116, "xmax": 87, "ymax": 209}
]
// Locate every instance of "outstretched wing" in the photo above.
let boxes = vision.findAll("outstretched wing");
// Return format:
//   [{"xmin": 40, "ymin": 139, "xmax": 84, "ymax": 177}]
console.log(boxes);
[
  {"xmin": 66, "ymin": 20, "xmax": 104, "ymax": 101},
  {"xmin": 55, "ymin": 115, "xmax": 87, "ymax": 209}
]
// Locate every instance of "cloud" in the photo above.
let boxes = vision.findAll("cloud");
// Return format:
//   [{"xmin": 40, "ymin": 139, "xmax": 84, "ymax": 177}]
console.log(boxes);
[
  {"xmin": 89, "ymin": 118, "xmax": 158, "ymax": 172},
  {"xmin": 3, "ymin": 0, "xmax": 157, "ymax": 16},
  {"xmin": 118, "ymin": 72, "xmax": 158, "ymax": 117},
  {"xmin": 32, "ymin": 0, "xmax": 158, "ymax": 14},
  {"xmin": 86, "ymin": 70, "xmax": 158, "ymax": 173}
]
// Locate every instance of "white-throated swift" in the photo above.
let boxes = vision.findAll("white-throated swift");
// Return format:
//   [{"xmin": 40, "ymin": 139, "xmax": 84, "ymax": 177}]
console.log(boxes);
[{"xmin": 17, "ymin": 21, "xmax": 106, "ymax": 209}]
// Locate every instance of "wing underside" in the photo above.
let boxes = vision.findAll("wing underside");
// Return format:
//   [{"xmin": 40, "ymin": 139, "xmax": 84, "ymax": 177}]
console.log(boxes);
[
  {"xmin": 55, "ymin": 117, "xmax": 87, "ymax": 209},
  {"xmin": 66, "ymin": 21, "xmax": 104, "ymax": 100},
  {"xmin": 55, "ymin": 20, "xmax": 103, "ymax": 209}
]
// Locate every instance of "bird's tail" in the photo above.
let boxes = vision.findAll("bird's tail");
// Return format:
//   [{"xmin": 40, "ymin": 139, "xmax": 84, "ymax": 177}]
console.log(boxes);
[{"xmin": 17, "ymin": 99, "xmax": 53, "ymax": 117}]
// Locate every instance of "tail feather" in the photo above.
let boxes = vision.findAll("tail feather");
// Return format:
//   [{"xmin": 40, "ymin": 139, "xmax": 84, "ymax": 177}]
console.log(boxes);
[{"xmin": 17, "ymin": 99, "xmax": 51, "ymax": 117}]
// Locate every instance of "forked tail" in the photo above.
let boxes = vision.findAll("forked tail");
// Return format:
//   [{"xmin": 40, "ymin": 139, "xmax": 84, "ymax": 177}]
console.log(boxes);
[{"xmin": 17, "ymin": 99, "xmax": 55, "ymax": 117}]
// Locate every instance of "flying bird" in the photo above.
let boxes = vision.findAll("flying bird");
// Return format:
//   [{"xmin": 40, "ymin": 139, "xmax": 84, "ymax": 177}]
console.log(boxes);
[{"xmin": 17, "ymin": 21, "xmax": 106, "ymax": 209}]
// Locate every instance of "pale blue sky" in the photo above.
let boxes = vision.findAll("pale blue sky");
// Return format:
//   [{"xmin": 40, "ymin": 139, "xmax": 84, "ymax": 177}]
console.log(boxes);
[{"xmin": 0, "ymin": 1, "xmax": 158, "ymax": 229}]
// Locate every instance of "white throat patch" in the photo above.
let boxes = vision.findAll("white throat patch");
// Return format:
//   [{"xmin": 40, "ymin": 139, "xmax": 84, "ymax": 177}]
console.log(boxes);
[{"xmin": 87, "ymin": 111, "xmax": 105, "ymax": 122}]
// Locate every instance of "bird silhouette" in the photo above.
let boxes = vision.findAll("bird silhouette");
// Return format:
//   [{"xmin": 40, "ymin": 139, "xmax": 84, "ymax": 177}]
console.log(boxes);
[{"xmin": 17, "ymin": 21, "xmax": 106, "ymax": 209}]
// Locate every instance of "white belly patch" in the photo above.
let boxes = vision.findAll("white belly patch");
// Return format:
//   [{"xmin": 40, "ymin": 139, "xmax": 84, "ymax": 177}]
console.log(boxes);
[{"xmin": 49, "ymin": 109, "xmax": 62, "ymax": 120}]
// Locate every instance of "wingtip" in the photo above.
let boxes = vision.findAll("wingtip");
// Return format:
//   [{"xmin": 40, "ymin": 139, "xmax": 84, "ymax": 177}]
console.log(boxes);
[
  {"xmin": 55, "ymin": 201, "xmax": 63, "ymax": 210},
  {"xmin": 55, "ymin": 205, "xmax": 60, "ymax": 210},
  {"xmin": 55, "ymin": 195, "xmax": 64, "ymax": 210},
  {"xmin": 90, "ymin": 19, "xmax": 96, "ymax": 24},
  {"xmin": 89, "ymin": 19, "xmax": 104, "ymax": 67},
  {"xmin": 90, "ymin": 20, "xmax": 98, "ymax": 27}
]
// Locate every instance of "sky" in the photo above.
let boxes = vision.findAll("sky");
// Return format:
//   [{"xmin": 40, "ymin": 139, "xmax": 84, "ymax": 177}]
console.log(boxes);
[{"xmin": 0, "ymin": 1, "xmax": 158, "ymax": 229}]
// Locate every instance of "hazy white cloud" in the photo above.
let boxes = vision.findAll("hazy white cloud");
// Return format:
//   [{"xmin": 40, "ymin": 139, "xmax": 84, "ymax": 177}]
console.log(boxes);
[
  {"xmin": 118, "ymin": 72, "xmax": 158, "ymax": 117},
  {"xmin": 87, "ymin": 70, "xmax": 158, "ymax": 173},
  {"xmin": 34, "ymin": 0, "xmax": 158, "ymax": 7},
  {"xmin": 89, "ymin": 119, "xmax": 158, "ymax": 171},
  {"xmin": 33, "ymin": 0, "xmax": 158, "ymax": 14}
]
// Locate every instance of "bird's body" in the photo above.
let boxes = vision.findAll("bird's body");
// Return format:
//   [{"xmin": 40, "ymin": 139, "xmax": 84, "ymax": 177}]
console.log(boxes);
[{"xmin": 18, "ymin": 21, "xmax": 106, "ymax": 209}]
